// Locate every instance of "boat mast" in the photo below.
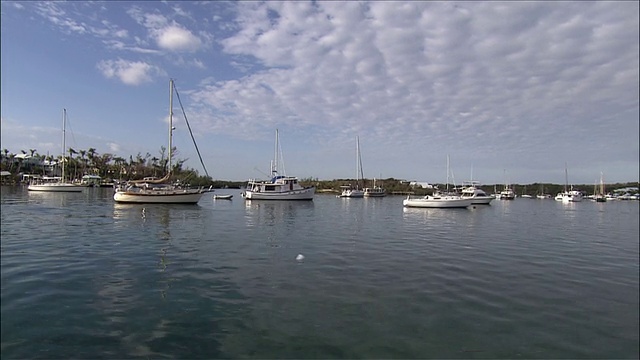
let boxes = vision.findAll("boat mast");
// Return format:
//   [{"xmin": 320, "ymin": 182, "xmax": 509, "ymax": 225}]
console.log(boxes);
[
  {"xmin": 564, "ymin": 162, "xmax": 568, "ymax": 192},
  {"xmin": 272, "ymin": 129, "xmax": 279, "ymax": 177},
  {"xmin": 356, "ymin": 136, "xmax": 364, "ymax": 189},
  {"xmin": 62, "ymin": 108, "xmax": 66, "ymax": 183},
  {"xmin": 168, "ymin": 79, "xmax": 174, "ymax": 175},
  {"xmin": 446, "ymin": 155, "xmax": 450, "ymax": 193}
]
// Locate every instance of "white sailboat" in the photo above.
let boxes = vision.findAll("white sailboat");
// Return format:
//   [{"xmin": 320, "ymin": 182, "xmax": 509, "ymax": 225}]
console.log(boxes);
[
  {"xmin": 554, "ymin": 163, "xmax": 583, "ymax": 202},
  {"xmin": 113, "ymin": 79, "xmax": 211, "ymax": 204},
  {"xmin": 536, "ymin": 184, "xmax": 551, "ymax": 199},
  {"xmin": 594, "ymin": 172, "xmax": 606, "ymax": 202},
  {"xmin": 339, "ymin": 136, "xmax": 365, "ymax": 198},
  {"xmin": 242, "ymin": 129, "xmax": 315, "ymax": 200},
  {"xmin": 28, "ymin": 109, "xmax": 84, "ymax": 192},
  {"xmin": 403, "ymin": 156, "xmax": 472, "ymax": 208}
]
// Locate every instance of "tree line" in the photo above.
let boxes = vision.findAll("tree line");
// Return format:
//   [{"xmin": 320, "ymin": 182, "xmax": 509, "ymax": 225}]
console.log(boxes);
[
  {"xmin": 0, "ymin": 146, "xmax": 212, "ymax": 186},
  {"xmin": 1, "ymin": 147, "xmax": 637, "ymax": 193}
]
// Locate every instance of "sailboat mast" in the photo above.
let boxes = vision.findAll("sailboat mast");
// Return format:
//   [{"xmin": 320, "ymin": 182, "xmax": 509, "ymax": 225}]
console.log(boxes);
[
  {"xmin": 564, "ymin": 162, "xmax": 568, "ymax": 192},
  {"xmin": 446, "ymin": 155, "xmax": 450, "ymax": 193},
  {"xmin": 273, "ymin": 129, "xmax": 279, "ymax": 177},
  {"xmin": 62, "ymin": 108, "xmax": 66, "ymax": 183},
  {"xmin": 168, "ymin": 79, "xmax": 174, "ymax": 175}
]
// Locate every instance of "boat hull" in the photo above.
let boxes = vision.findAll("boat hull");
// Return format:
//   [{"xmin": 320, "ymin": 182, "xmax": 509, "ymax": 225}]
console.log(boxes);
[
  {"xmin": 403, "ymin": 197, "xmax": 473, "ymax": 208},
  {"xmin": 363, "ymin": 188, "xmax": 386, "ymax": 197},
  {"xmin": 554, "ymin": 191, "xmax": 583, "ymax": 202},
  {"xmin": 243, "ymin": 187, "xmax": 315, "ymax": 200},
  {"xmin": 113, "ymin": 190, "xmax": 206, "ymax": 204},
  {"xmin": 213, "ymin": 194, "xmax": 233, "ymax": 200},
  {"xmin": 339, "ymin": 189, "xmax": 364, "ymax": 198},
  {"xmin": 27, "ymin": 184, "xmax": 84, "ymax": 192},
  {"xmin": 469, "ymin": 196, "xmax": 494, "ymax": 205}
]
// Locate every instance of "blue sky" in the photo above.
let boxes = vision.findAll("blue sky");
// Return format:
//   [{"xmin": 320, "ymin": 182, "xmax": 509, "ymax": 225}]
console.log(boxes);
[{"xmin": 1, "ymin": 1, "xmax": 638, "ymax": 184}]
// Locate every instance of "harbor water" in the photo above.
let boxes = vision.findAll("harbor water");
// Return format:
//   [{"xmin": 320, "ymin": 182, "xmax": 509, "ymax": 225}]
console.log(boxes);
[{"xmin": 1, "ymin": 186, "xmax": 638, "ymax": 359}]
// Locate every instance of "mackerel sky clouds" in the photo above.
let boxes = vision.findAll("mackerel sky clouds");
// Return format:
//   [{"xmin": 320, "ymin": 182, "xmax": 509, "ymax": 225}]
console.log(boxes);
[{"xmin": 1, "ymin": 1, "xmax": 638, "ymax": 184}]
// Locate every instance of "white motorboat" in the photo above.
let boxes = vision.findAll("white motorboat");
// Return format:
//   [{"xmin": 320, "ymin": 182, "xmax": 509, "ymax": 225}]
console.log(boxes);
[
  {"xmin": 28, "ymin": 109, "xmax": 84, "ymax": 193},
  {"xmin": 113, "ymin": 80, "xmax": 211, "ymax": 204},
  {"xmin": 554, "ymin": 189, "xmax": 583, "ymax": 202},
  {"xmin": 242, "ymin": 130, "xmax": 315, "ymax": 201},
  {"xmin": 459, "ymin": 181, "xmax": 494, "ymax": 205},
  {"xmin": 499, "ymin": 188, "xmax": 515, "ymax": 200}
]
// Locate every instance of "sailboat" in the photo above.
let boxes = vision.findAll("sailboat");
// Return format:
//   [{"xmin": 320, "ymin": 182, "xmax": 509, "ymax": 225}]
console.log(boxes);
[
  {"xmin": 554, "ymin": 163, "xmax": 583, "ymax": 202},
  {"xmin": 403, "ymin": 156, "xmax": 473, "ymax": 208},
  {"xmin": 113, "ymin": 79, "xmax": 211, "ymax": 204},
  {"xmin": 594, "ymin": 172, "xmax": 606, "ymax": 202},
  {"xmin": 536, "ymin": 184, "xmax": 551, "ymax": 199},
  {"xmin": 28, "ymin": 109, "xmax": 84, "ymax": 192},
  {"xmin": 339, "ymin": 136, "xmax": 365, "ymax": 198},
  {"xmin": 242, "ymin": 129, "xmax": 315, "ymax": 200}
]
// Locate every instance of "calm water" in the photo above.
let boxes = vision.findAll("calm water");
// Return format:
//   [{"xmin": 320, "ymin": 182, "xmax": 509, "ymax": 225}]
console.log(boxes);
[{"xmin": 1, "ymin": 186, "xmax": 638, "ymax": 359}]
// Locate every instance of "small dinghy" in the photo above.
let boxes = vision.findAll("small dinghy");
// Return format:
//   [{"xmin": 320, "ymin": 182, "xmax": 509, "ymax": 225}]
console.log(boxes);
[{"xmin": 213, "ymin": 194, "xmax": 233, "ymax": 200}]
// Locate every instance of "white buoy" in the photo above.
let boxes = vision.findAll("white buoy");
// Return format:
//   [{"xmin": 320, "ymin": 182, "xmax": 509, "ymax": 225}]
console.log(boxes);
[{"xmin": 296, "ymin": 254, "xmax": 305, "ymax": 261}]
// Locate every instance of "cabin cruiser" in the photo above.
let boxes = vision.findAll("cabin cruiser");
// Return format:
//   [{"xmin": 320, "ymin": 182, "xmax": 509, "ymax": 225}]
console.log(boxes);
[{"xmin": 459, "ymin": 181, "xmax": 494, "ymax": 205}]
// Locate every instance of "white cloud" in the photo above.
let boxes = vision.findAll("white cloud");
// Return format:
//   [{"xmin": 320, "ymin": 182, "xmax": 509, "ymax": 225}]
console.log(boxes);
[
  {"xmin": 154, "ymin": 25, "xmax": 202, "ymax": 52},
  {"xmin": 96, "ymin": 59, "xmax": 164, "ymax": 85}
]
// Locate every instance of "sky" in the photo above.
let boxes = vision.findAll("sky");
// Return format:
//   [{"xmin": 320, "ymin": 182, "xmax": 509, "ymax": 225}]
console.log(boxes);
[{"xmin": 1, "ymin": 1, "xmax": 638, "ymax": 184}]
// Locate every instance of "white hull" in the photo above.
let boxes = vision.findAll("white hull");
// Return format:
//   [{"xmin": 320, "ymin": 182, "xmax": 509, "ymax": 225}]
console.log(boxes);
[
  {"xmin": 403, "ymin": 195, "xmax": 473, "ymax": 208},
  {"xmin": 469, "ymin": 196, "xmax": 494, "ymax": 205},
  {"xmin": 459, "ymin": 184, "xmax": 494, "ymax": 205},
  {"xmin": 213, "ymin": 194, "xmax": 233, "ymax": 200},
  {"xmin": 28, "ymin": 183, "xmax": 84, "ymax": 192},
  {"xmin": 554, "ymin": 191, "xmax": 583, "ymax": 202},
  {"xmin": 243, "ymin": 187, "xmax": 315, "ymax": 200},
  {"xmin": 113, "ymin": 189, "xmax": 206, "ymax": 204},
  {"xmin": 364, "ymin": 187, "xmax": 386, "ymax": 197},
  {"xmin": 339, "ymin": 189, "xmax": 364, "ymax": 198}
]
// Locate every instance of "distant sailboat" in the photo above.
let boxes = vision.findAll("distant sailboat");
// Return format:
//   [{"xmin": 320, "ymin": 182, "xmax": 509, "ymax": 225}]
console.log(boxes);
[
  {"xmin": 595, "ymin": 172, "xmax": 606, "ymax": 202},
  {"xmin": 536, "ymin": 184, "xmax": 551, "ymax": 199},
  {"xmin": 554, "ymin": 163, "xmax": 583, "ymax": 202},
  {"xmin": 28, "ymin": 109, "xmax": 84, "ymax": 192},
  {"xmin": 403, "ymin": 155, "xmax": 473, "ymax": 208},
  {"xmin": 339, "ymin": 136, "xmax": 365, "ymax": 198}
]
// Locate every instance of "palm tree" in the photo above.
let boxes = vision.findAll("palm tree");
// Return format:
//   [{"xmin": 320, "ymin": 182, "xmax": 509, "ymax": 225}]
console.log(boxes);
[
  {"xmin": 87, "ymin": 148, "xmax": 97, "ymax": 175},
  {"xmin": 1, "ymin": 149, "xmax": 9, "ymax": 169},
  {"xmin": 78, "ymin": 149, "xmax": 87, "ymax": 176},
  {"xmin": 68, "ymin": 148, "xmax": 78, "ymax": 181}
]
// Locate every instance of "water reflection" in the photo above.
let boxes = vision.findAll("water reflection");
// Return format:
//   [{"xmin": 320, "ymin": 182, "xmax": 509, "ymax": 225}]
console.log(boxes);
[
  {"xmin": 27, "ymin": 188, "xmax": 86, "ymax": 207},
  {"xmin": 244, "ymin": 200, "xmax": 314, "ymax": 228}
]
